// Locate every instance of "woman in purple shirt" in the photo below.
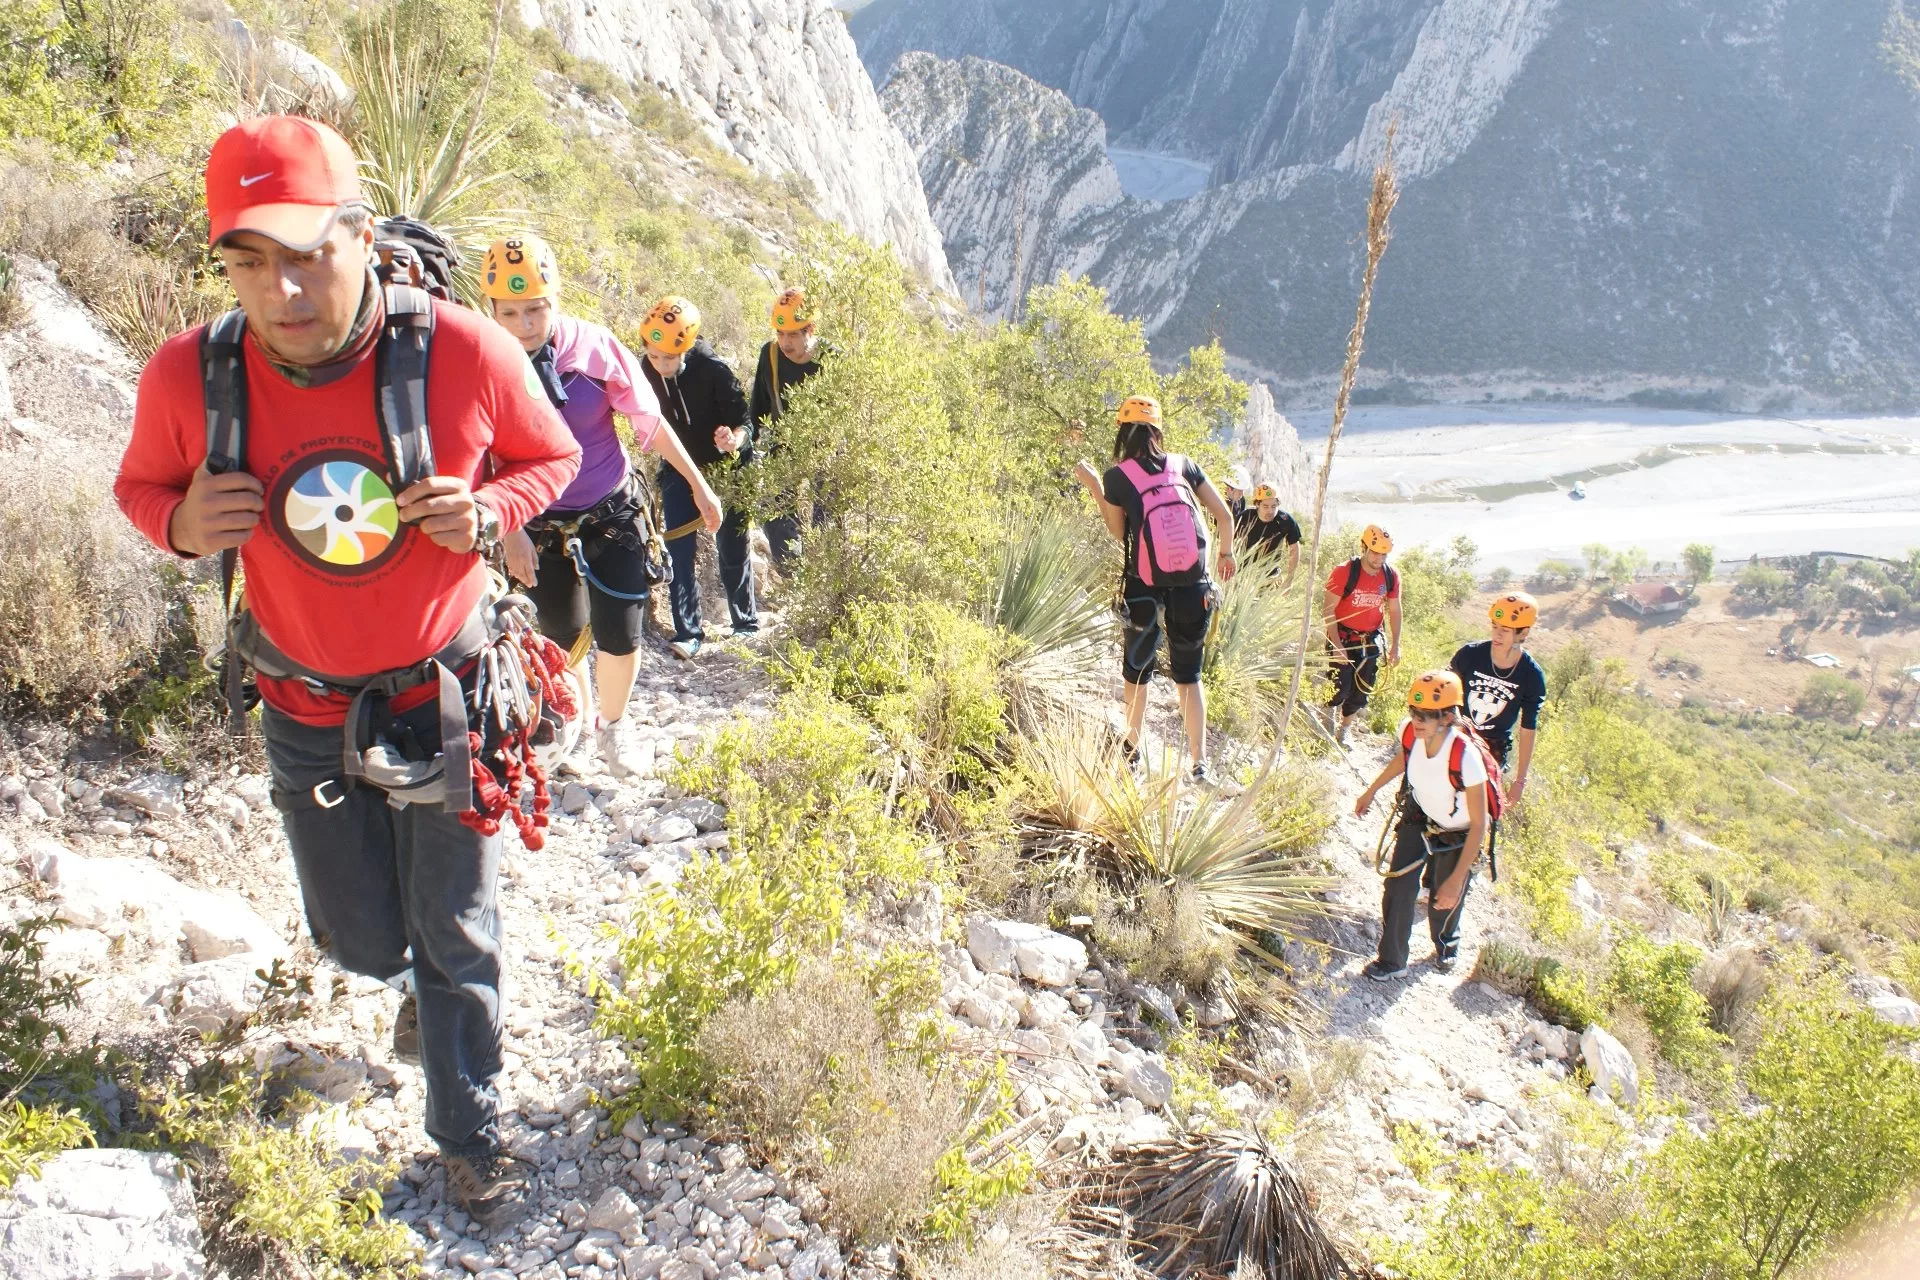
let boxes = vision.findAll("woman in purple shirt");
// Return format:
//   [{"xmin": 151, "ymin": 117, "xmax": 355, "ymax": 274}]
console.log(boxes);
[{"xmin": 482, "ymin": 234, "xmax": 721, "ymax": 778}]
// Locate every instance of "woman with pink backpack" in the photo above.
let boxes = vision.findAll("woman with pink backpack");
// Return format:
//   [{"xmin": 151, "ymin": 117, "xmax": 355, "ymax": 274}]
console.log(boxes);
[{"xmin": 1072, "ymin": 396, "xmax": 1238, "ymax": 786}]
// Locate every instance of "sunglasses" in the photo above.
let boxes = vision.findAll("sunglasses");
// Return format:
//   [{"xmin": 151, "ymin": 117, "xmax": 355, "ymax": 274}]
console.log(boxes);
[{"xmin": 1410, "ymin": 708, "xmax": 1450, "ymax": 723}]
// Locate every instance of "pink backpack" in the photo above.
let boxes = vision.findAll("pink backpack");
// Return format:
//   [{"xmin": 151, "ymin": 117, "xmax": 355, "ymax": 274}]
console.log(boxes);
[{"xmin": 1117, "ymin": 455, "xmax": 1206, "ymax": 586}]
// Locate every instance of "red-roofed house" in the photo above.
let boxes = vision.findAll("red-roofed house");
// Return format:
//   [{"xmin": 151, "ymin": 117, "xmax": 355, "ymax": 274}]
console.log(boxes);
[{"xmin": 1617, "ymin": 582, "xmax": 1692, "ymax": 616}]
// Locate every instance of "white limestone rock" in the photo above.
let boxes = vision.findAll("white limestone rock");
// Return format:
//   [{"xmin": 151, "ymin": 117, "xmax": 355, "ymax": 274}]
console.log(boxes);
[
  {"xmin": 1580, "ymin": 1024, "xmax": 1640, "ymax": 1107},
  {"xmin": 0, "ymin": 1148, "xmax": 206, "ymax": 1280}
]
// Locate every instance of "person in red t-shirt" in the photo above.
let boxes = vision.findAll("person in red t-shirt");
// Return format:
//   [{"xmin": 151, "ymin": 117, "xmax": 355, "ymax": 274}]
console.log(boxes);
[
  {"xmin": 1322, "ymin": 524, "xmax": 1404, "ymax": 745},
  {"xmin": 113, "ymin": 117, "xmax": 579, "ymax": 1228}
]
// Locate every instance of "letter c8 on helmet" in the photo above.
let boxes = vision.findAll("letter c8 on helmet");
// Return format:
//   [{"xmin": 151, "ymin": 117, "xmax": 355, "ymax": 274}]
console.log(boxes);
[
  {"xmin": 643, "ymin": 296, "xmax": 702, "ymax": 355},
  {"xmin": 1115, "ymin": 395, "xmax": 1163, "ymax": 427},
  {"xmin": 480, "ymin": 234, "xmax": 559, "ymax": 301},
  {"xmin": 1488, "ymin": 591, "xmax": 1539, "ymax": 630},
  {"xmin": 1407, "ymin": 670, "xmax": 1464, "ymax": 711},
  {"xmin": 770, "ymin": 287, "xmax": 811, "ymax": 332},
  {"xmin": 1360, "ymin": 524, "xmax": 1394, "ymax": 555}
]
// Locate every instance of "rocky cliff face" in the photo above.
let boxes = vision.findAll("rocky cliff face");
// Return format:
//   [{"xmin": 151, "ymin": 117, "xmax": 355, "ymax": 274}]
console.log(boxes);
[
  {"xmin": 527, "ymin": 0, "xmax": 955, "ymax": 292},
  {"xmin": 858, "ymin": 0, "xmax": 1920, "ymax": 409}
]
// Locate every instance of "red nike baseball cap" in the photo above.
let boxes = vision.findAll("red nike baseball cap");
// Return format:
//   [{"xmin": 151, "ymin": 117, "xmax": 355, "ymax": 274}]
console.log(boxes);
[{"xmin": 205, "ymin": 115, "xmax": 366, "ymax": 252}]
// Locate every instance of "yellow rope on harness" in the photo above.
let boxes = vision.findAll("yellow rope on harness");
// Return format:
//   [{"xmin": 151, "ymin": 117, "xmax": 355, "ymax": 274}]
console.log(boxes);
[{"xmin": 663, "ymin": 516, "xmax": 705, "ymax": 542}]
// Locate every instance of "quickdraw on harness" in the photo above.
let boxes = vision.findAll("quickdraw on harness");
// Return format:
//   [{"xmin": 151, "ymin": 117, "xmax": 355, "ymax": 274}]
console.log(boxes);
[{"xmin": 199, "ymin": 284, "xmax": 579, "ymax": 849}]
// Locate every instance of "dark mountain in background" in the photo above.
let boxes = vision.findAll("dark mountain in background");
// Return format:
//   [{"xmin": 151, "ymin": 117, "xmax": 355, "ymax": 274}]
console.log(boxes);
[{"xmin": 854, "ymin": 0, "xmax": 1920, "ymax": 411}]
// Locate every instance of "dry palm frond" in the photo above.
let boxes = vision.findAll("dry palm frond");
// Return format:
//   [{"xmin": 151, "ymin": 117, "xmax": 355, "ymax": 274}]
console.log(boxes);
[
  {"xmin": 1014, "ymin": 706, "xmax": 1128, "ymax": 835},
  {"xmin": 987, "ymin": 514, "xmax": 1114, "ymax": 721},
  {"xmin": 340, "ymin": 0, "xmax": 522, "ymax": 298},
  {"xmin": 1063, "ymin": 1128, "xmax": 1371, "ymax": 1280}
]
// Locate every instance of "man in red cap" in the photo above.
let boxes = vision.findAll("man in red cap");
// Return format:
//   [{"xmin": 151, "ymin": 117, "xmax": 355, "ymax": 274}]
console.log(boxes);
[{"xmin": 115, "ymin": 116, "xmax": 580, "ymax": 1228}]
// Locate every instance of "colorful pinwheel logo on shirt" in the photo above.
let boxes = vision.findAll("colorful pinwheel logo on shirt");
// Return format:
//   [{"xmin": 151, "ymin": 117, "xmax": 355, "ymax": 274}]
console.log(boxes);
[{"xmin": 283, "ymin": 459, "xmax": 400, "ymax": 568}]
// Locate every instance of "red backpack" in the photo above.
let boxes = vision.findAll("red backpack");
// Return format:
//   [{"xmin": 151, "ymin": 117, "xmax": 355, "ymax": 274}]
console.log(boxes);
[
  {"xmin": 1399, "ymin": 719, "xmax": 1506, "ymax": 824},
  {"xmin": 1117, "ymin": 454, "xmax": 1205, "ymax": 586}
]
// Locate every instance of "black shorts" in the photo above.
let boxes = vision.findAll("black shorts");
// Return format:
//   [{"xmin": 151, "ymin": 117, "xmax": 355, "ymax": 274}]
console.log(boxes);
[
  {"xmin": 523, "ymin": 539, "xmax": 649, "ymax": 657},
  {"xmin": 1121, "ymin": 581, "xmax": 1216, "ymax": 687}
]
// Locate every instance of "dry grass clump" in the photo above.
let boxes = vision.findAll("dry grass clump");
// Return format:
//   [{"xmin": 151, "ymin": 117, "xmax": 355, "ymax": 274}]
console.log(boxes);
[
  {"xmin": 698, "ymin": 961, "xmax": 966, "ymax": 1243},
  {"xmin": 0, "ymin": 159, "xmax": 134, "ymax": 311},
  {"xmin": 1701, "ymin": 946, "xmax": 1769, "ymax": 1043},
  {"xmin": 0, "ymin": 457, "xmax": 170, "ymax": 705}
]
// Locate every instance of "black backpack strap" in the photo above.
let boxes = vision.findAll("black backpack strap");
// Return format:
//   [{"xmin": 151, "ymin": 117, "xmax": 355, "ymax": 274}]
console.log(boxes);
[
  {"xmin": 374, "ymin": 284, "xmax": 437, "ymax": 490},
  {"xmin": 199, "ymin": 309, "xmax": 252, "ymax": 734},
  {"xmin": 1340, "ymin": 557, "xmax": 1363, "ymax": 603}
]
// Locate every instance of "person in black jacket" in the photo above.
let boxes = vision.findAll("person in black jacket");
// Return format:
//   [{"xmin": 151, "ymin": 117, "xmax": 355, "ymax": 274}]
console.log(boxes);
[
  {"xmin": 638, "ymin": 296, "xmax": 754, "ymax": 658},
  {"xmin": 750, "ymin": 287, "xmax": 828, "ymax": 570}
]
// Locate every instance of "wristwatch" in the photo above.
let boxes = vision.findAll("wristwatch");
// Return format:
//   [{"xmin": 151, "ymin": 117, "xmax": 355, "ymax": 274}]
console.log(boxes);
[{"xmin": 472, "ymin": 497, "xmax": 503, "ymax": 559}]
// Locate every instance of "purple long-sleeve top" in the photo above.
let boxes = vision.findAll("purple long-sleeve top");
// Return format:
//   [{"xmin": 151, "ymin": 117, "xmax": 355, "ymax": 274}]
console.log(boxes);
[{"xmin": 546, "ymin": 313, "xmax": 664, "ymax": 514}]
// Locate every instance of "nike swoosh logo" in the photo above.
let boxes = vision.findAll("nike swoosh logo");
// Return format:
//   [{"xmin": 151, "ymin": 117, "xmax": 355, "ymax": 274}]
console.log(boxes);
[{"xmin": 238, "ymin": 172, "xmax": 274, "ymax": 187}]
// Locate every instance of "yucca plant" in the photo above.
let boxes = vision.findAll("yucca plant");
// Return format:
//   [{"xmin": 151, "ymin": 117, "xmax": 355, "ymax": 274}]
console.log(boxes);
[
  {"xmin": 1068, "ymin": 1128, "xmax": 1373, "ymax": 1280},
  {"xmin": 340, "ymin": 0, "xmax": 522, "ymax": 300},
  {"xmin": 984, "ymin": 513, "xmax": 1113, "ymax": 725},
  {"xmin": 1203, "ymin": 554, "xmax": 1323, "ymax": 736},
  {"xmin": 101, "ymin": 260, "xmax": 226, "ymax": 361}
]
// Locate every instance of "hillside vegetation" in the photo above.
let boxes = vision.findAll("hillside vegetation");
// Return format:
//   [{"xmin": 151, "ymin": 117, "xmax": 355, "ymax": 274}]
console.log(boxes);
[{"xmin": 4, "ymin": 3, "xmax": 1920, "ymax": 1279}]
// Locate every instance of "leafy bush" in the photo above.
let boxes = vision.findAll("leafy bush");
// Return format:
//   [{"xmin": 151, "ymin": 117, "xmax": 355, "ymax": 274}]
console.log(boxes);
[
  {"xmin": 1387, "ymin": 965, "xmax": 1920, "ymax": 1280},
  {"xmin": 1797, "ymin": 670, "xmax": 1866, "ymax": 722},
  {"xmin": 0, "ymin": 917, "xmax": 99, "ymax": 1187},
  {"xmin": 1606, "ymin": 930, "xmax": 1725, "ymax": 1077},
  {"xmin": 140, "ymin": 1074, "xmax": 415, "ymax": 1279},
  {"xmin": 591, "ymin": 692, "xmax": 938, "ymax": 1116}
]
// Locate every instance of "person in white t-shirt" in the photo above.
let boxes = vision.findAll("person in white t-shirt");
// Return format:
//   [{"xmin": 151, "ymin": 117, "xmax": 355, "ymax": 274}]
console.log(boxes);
[{"xmin": 1353, "ymin": 671, "xmax": 1491, "ymax": 980}]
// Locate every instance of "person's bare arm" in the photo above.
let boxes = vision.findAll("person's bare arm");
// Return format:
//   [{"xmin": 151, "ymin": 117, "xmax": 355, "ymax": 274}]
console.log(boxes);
[
  {"xmin": 1195, "ymin": 480, "xmax": 1237, "ymax": 582},
  {"xmin": 1509, "ymin": 726, "xmax": 1537, "ymax": 807},
  {"xmin": 1285, "ymin": 541, "xmax": 1300, "ymax": 587},
  {"xmin": 652, "ymin": 419, "xmax": 722, "ymax": 531},
  {"xmin": 1072, "ymin": 461, "xmax": 1128, "ymax": 542},
  {"xmin": 1324, "ymin": 588, "xmax": 1344, "ymax": 651},
  {"xmin": 1386, "ymin": 594, "xmax": 1404, "ymax": 665},
  {"xmin": 1354, "ymin": 750, "xmax": 1406, "ymax": 817}
]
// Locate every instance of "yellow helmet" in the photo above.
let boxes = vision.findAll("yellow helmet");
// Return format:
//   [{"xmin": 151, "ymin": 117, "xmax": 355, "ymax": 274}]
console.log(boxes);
[
  {"xmin": 1251, "ymin": 483, "xmax": 1278, "ymax": 504},
  {"xmin": 1407, "ymin": 670, "xmax": 1464, "ymax": 711},
  {"xmin": 480, "ymin": 234, "xmax": 559, "ymax": 301},
  {"xmin": 1360, "ymin": 524, "xmax": 1394, "ymax": 555},
  {"xmin": 1489, "ymin": 591, "xmax": 1539, "ymax": 630},
  {"xmin": 1116, "ymin": 395, "xmax": 1163, "ymax": 427},
  {"xmin": 642, "ymin": 296, "xmax": 702, "ymax": 355},
  {"xmin": 770, "ymin": 287, "xmax": 811, "ymax": 332}
]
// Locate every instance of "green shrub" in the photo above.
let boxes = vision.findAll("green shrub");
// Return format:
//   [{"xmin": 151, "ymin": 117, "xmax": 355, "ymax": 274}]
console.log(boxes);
[
  {"xmin": 591, "ymin": 692, "xmax": 938, "ymax": 1117},
  {"xmin": 1605, "ymin": 931, "xmax": 1726, "ymax": 1077},
  {"xmin": 0, "ymin": 917, "xmax": 104, "ymax": 1188},
  {"xmin": 1796, "ymin": 670, "xmax": 1866, "ymax": 722}
]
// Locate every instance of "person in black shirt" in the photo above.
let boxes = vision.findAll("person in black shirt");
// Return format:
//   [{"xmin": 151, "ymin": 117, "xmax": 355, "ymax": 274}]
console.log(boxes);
[
  {"xmin": 638, "ymin": 296, "xmax": 755, "ymax": 658},
  {"xmin": 1235, "ymin": 482, "xmax": 1303, "ymax": 586},
  {"xmin": 750, "ymin": 287, "xmax": 828, "ymax": 570},
  {"xmin": 1450, "ymin": 591, "xmax": 1548, "ymax": 806},
  {"xmin": 1072, "ymin": 395, "xmax": 1237, "ymax": 787}
]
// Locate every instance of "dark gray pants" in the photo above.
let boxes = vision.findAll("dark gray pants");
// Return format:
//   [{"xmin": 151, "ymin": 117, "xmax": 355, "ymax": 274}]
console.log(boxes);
[
  {"xmin": 1378, "ymin": 815, "xmax": 1473, "ymax": 971},
  {"xmin": 263, "ymin": 701, "xmax": 504, "ymax": 1159}
]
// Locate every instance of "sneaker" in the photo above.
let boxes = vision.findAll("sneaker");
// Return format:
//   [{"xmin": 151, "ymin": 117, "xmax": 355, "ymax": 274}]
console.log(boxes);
[
  {"xmin": 596, "ymin": 717, "xmax": 650, "ymax": 780},
  {"xmin": 392, "ymin": 994, "xmax": 420, "ymax": 1064},
  {"xmin": 669, "ymin": 637, "xmax": 702, "ymax": 661},
  {"xmin": 1189, "ymin": 761, "xmax": 1217, "ymax": 789},
  {"xmin": 1335, "ymin": 718, "xmax": 1353, "ymax": 747},
  {"xmin": 1364, "ymin": 960, "xmax": 1410, "ymax": 983},
  {"xmin": 1119, "ymin": 738, "xmax": 1141, "ymax": 769},
  {"xmin": 1433, "ymin": 953, "xmax": 1457, "ymax": 974},
  {"xmin": 444, "ymin": 1152, "xmax": 538, "ymax": 1230},
  {"xmin": 730, "ymin": 623, "xmax": 759, "ymax": 639}
]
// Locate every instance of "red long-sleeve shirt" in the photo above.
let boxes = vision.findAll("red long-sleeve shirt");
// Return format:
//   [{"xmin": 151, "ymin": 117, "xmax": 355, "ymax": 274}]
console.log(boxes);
[{"xmin": 115, "ymin": 300, "xmax": 580, "ymax": 725}]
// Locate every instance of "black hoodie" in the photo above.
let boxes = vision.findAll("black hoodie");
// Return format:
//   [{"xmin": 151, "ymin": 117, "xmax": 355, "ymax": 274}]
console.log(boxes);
[{"xmin": 640, "ymin": 338, "xmax": 749, "ymax": 471}]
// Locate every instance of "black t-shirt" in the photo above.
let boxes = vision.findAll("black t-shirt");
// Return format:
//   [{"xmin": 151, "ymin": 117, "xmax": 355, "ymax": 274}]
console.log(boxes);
[
  {"xmin": 1102, "ymin": 453, "xmax": 1211, "ymax": 583},
  {"xmin": 1450, "ymin": 640, "xmax": 1547, "ymax": 761},
  {"xmin": 1237, "ymin": 508, "xmax": 1302, "ymax": 562},
  {"xmin": 748, "ymin": 340, "xmax": 827, "ymax": 440}
]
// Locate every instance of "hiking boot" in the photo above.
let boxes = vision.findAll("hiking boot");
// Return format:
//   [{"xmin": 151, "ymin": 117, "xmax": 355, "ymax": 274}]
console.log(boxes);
[
  {"xmin": 392, "ymin": 994, "xmax": 420, "ymax": 1064},
  {"xmin": 1364, "ymin": 960, "xmax": 1410, "ymax": 983},
  {"xmin": 444, "ymin": 1152, "xmax": 538, "ymax": 1231},
  {"xmin": 596, "ymin": 717, "xmax": 649, "ymax": 780},
  {"xmin": 669, "ymin": 637, "xmax": 702, "ymax": 661},
  {"xmin": 1189, "ymin": 761, "xmax": 1217, "ymax": 789}
]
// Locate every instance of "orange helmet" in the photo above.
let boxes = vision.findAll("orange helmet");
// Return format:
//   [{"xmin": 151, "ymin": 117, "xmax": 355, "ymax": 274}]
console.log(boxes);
[
  {"xmin": 1489, "ymin": 591, "xmax": 1539, "ymax": 630},
  {"xmin": 770, "ymin": 287, "xmax": 811, "ymax": 332},
  {"xmin": 1407, "ymin": 670, "xmax": 1464, "ymax": 711},
  {"xmin": 1116, "ymin": 395, "xmax": 1163, "ymax": 427},
  {"xmin": 1251, "ymin": 483, "xmax": 1278, "ymax": 504},
  {"xmin": 642, "ymin": 296, "xmax": 702, "ymax": 354},
  {"xmin": 480, "ymin": 233, "xmax": 559, "ymax": 301},
  {"xmin": 1360, "ymin": 524, "xmax": 1394, "ymax": 555}
]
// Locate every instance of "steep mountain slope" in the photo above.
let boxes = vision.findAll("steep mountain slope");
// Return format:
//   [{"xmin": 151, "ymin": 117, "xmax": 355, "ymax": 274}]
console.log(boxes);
[
  {"xmin": 528, "ymin": 0, "xmax": 955, "ymax": 291},
  {"xmin": 857, "ymin": 0, "xmax": 1920, "ymax": 409}
]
